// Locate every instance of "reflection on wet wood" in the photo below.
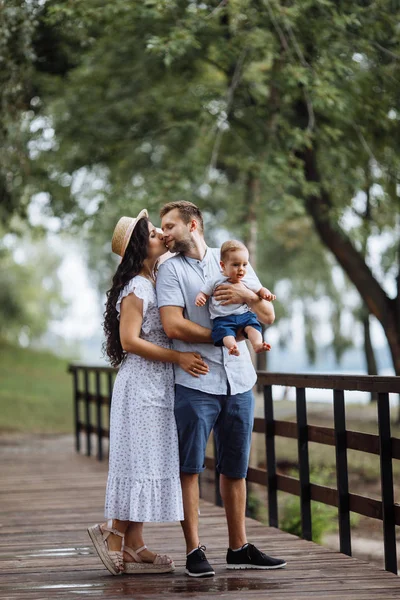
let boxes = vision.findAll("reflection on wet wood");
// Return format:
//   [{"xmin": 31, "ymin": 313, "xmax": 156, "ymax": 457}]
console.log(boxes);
[{"xmin": 0, "ymin": 434, "xmax": 399, "ymax": 599}]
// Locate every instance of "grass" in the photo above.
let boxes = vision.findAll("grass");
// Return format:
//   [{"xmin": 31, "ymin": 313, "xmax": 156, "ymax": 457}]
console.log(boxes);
[
  {"xmin": 251, "ymin": 397, "xmax": 400, "ymax": 488},
  {"xmin": 248, "ymin": 396, "xmax": 400, "ymax": 545},
  {"xmin": 0, "ymin": 340, "xmax": 74, "ymax": 434}
]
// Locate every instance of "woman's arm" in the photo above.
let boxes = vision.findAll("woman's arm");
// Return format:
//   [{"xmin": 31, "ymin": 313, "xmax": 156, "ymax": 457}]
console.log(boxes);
[{"xmin": 119, "ymin": 294, "xmax": 209, "ymax": 375}]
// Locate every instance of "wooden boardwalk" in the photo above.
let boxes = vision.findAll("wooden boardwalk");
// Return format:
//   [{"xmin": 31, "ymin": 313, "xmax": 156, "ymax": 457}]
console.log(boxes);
[{"xmin": 1, "ymin": 435, "xmax": 399, "ymax": 600}]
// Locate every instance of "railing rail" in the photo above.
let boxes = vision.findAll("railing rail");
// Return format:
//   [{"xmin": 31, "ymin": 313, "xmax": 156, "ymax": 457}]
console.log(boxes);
[{"xmin": 68, "ymin": 364, "xmax": 400, "ymax": 574}]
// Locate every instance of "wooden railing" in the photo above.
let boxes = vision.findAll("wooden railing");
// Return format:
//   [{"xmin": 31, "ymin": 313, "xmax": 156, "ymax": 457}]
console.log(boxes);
[
  {"xmin": 68, "ymin": 364, "xmax": 115, "ymax": 461},
  {"xmin": 68, "ymin": 364, "xmax": 400, "ymax": 574}
]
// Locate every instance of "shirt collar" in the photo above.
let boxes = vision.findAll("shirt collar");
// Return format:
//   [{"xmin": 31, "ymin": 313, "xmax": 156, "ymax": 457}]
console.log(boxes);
[{"xmin": 183, "ymin": 246, "xmax": 209, "ymax": 264}]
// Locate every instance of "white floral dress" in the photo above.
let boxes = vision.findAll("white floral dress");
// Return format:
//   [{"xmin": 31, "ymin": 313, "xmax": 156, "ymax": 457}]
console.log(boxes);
[{"xmin": 104, "ymin": 276, "xmax": 184, "ymax": 522}]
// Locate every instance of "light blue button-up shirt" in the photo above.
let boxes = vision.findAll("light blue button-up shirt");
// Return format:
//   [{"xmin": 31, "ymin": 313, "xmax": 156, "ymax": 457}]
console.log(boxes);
[{"xmin": 156, "ymin": 247, "xmax": 261, "ymax": 396}]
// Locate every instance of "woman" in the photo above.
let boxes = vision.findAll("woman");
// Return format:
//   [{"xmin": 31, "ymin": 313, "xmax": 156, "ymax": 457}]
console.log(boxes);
[{"xmin": 88, "ymin": 210, "xmax": 209, "ymax": 575}]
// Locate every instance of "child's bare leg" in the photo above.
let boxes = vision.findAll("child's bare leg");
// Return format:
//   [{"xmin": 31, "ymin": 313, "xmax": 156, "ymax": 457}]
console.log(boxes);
[
  {"xmin": 244, "ymin": 326, "xmax": 271, "ymax": 354},
  {"xmin": 223, "ymin": 335, "xmax": 240, "ymax": 356}
]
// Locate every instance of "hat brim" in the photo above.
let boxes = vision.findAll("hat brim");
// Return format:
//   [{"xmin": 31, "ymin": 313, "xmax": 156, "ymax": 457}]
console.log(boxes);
[
  {"xmin": 112, "ymin": 208, "xmax": 150, "ymax": 257},
  {"xmin": 122, "ymin": 208, "xmax": 149, "ymax": 256},
  {"xmin": 136, "ymin": 208, "xmax": 149, "ymax": 223}
]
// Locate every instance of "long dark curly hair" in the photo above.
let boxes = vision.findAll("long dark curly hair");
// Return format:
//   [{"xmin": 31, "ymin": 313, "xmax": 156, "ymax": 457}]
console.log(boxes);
[{"xmin": 103, "ymin": 217, "xmax": 150, "ymax": 367}]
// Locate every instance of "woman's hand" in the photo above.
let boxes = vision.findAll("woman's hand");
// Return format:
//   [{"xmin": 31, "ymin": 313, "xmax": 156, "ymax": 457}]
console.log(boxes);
[{"xmin": 178, "ymin": 352, "xmax": 209, "ymax": 377}]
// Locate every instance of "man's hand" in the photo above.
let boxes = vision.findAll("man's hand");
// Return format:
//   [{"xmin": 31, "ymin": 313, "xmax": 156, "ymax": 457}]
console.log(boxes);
[
  {"xmin": 213, "ymin": 282, "xmax": 254, "ymax": 306},
  {"xmin": 258, "ymin": 286, "xmax": 276, "ymax": 302}
]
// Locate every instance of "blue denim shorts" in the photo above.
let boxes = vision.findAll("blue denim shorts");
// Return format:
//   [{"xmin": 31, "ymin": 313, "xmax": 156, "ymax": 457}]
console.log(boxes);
[
  {"xmin": 211, "ymin": 312, "xmax": 262, "ymax": 346},
  {"xmin": 174, "ymin": 384, "xmax": 255, "ymax": 479}
]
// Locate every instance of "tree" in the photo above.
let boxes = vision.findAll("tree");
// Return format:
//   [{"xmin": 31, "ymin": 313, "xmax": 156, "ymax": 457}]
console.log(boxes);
[
  {"xmin": 0, "ymin": 227, "xmax": 66, "ymax": 344},
  {"xmin": 7, "ymin": 1, "xmax": 400, "ymax": 372}
]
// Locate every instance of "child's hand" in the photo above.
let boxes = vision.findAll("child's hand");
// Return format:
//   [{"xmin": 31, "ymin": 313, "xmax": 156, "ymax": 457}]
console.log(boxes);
[
  {"xmin": 195, "ymin": 292, "xmax": 208, "ymax": 306},
  {"xmin": 259, "ymin": 287, "xmax": 276, "ymax": 302}
]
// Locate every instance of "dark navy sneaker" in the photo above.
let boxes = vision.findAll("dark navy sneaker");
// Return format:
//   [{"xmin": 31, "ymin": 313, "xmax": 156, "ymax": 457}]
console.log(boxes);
[
  {"xmin": 185, "ymin": 545, "xmax": 215, "ymax": 577},
  {"xmin": 226, "ymin": 543, "xmax": 287, "ymax": 570}
]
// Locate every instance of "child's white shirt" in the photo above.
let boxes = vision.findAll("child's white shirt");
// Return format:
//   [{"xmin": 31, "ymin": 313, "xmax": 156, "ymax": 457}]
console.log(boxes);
[{"xmin": 201, "ymin": 274, "xmax": 261, "ymax": 320}]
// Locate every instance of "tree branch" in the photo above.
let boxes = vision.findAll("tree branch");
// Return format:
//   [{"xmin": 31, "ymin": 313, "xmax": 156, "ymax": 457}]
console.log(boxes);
[
  {"xmin": 262, "ymin": 0, "xmax": 291, "ymax": 55},
  {"xmin": 373, "ymin": 42, "xmax": 400, "ymax": 60},
  {"xmin": 206, "ymin": 0, "xmax": 228, "ymax": 19},
  {"xmin": 208, "ymin": 47, "xmax": 247, "ymax": 175},
  {"xmin": 301, "ymin": 146, "xmax": 394, "ymax": 328}
]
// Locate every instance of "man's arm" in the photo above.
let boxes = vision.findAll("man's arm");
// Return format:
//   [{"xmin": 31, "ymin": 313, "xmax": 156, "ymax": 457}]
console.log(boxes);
[
  {"xmin": 213, "ymin": 284, "xmax": 275, "ymax": 325},
  {"xmin": 160, "ymin": 305, "xmax": 213, "ymax": 343}
]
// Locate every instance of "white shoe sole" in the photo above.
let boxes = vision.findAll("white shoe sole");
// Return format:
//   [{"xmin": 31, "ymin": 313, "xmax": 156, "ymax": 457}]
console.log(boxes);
[
  {"xmin": 227, "ymin": 561, "xmax": 287, "ymax": 570},
  {"xmin": 185, "ymin": 568, "xmax": 215, "ymax": 577}
]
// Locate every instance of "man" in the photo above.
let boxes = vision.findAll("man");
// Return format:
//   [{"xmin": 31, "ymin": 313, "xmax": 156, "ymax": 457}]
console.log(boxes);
[{"xmin": 156, "ymin": 201, "xmax": 286, "ymax": 577}]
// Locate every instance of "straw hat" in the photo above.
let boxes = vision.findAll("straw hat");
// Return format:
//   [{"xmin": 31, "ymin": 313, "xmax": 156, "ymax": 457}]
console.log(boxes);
[{"xmin": 111, "ymin": 209, "xmax": 149, "ymax": 257}]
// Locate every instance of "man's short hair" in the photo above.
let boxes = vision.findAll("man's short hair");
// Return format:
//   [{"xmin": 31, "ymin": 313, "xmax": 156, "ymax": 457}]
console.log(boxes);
[
  {"xmin": 160, "ymin": 201, "xmax": 204, "ymax": 232},
  {"xmin": 220, "ymin": 240, "xmax": 248, "ymax": 262}
]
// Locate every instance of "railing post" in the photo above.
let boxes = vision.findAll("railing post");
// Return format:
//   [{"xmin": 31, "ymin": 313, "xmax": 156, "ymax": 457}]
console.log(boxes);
[
  {"xmin": 84, "ymin": 369, "xmax": 91, "ymax": 457},
  {"xmin": 333, "ymin": 389, "xmax": 351, "ymax": 556},
  {"xmin": 107, "ymin": 372, "xmax": 114, "ymax": 408},
  {"xmin": 72, "ymin": 368, "xmax": 80, "ymax": 453},
  {"xmin": 377, "ymin": 392, "xmax": 397, "ymax": 574},
  {"xmin": 198, "ymin": 471, "xmax": 203, "ymax": 499},
  {"xmin": 264, "ymin": 384, "xmax": 278, "ymax": 527},
  {"xmin": 245, "ymin": 479, "xmax": 251, "ymax": 517},
  {"xmin": 296, "ymin": 387, "xmax": 312, "ymax": 541},
  {"xmin": 213, "ymin": 435, "xmax": 222, "ymax": 507},
  {"xmin": 95, "ymin": 371, "xmax": 103, "ymax": 461}
]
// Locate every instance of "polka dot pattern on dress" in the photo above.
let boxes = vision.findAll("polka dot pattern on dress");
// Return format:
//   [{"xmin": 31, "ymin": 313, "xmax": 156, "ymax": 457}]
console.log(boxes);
[{"xmin": 105, "ymin": 276, "xmax": 184, "ymax": 522}]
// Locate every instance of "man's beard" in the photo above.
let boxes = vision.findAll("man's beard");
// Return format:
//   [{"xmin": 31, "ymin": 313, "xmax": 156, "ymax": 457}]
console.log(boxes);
[{"xmin": 170, "ymin": 237, "xmax": 194, "ymax": 254}]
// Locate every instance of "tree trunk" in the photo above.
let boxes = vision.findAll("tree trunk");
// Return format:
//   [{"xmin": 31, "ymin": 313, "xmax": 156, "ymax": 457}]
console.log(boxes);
[
  {"xmin": 244, "ymin": 173, "xmax": 268, "ymax": 386},
  {"xmin": 362, "ymin": 314, "xmax": 378, "ymax": 402},
  {"xmin": 299, "ymin": 146, "xmax": 400, "ymax": 377}
]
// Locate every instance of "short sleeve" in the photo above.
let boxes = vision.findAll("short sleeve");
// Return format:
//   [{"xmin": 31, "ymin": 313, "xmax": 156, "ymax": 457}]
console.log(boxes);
[
  {"xmin": 116, "ymin": 277, "xmax": 149, "ymax": 319},
  {"xmin": 243, "ymin": 263, "xmax": 262, "ymax": 293},
  {"xmin": 156, "ymin": 259, "xmax": 185, "ymax": 308},
  {"xmin": 201, "ymin": 277, "xmax": 218, "ymax": 296}
]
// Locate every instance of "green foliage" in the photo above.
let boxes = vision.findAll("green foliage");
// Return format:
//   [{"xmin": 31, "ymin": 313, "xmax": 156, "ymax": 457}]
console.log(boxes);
[
  {"xmin": 2, "ymin": 0, "xmax": 399, "ymax": 365},
  {"xmin": 280, "ymin": 496, "xmax": 337, "ymax": 544},
  {"xmin": 279, "ymin": 466, "xmax": 360, "ymax": 543},
  {"xmin": 280, "ymin": 467, "xmax": 337, "ymax": 543},
  {"xmin": 0, "ymin": 340, "xmax": 72, "ymax": 433},
  {"xmin": 0, "ymin": 0, "xmax": 37, "ymax": 226},
  {"xmin": 246, "ymin": 489, "xmax": 268, "ymax": 523},
  {"xmin": 0, "ymin": 228, "xmax": 66, "ymax": 343}
]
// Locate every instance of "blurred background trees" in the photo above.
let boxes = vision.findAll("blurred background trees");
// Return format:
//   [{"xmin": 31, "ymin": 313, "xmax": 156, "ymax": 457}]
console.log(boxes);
[{"xmin": 1, "ymin": 0, "xmax": 399, "ymax": 376}]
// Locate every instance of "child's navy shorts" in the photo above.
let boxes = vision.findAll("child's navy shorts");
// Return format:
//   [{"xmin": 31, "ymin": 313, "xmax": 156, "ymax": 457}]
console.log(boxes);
[{"xmin": 211, "ymin": 311, "xmax": 262, "ymax": 346}]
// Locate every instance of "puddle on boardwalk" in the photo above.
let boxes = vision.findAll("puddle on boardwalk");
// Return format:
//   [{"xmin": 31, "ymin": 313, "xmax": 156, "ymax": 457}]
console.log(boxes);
[
  {"xmin": 166, "ymin": 577, "xmax": 274, "ymax": 593},
  {"xmin": 0, "ymin": 583, "xmax": 107, "ymax": 596},
  {"xmin": 1, "ymin": 547, "xmax": 92, "ymax": 559},
  {"xmin": 4, "ymin": 576, "xmax": 277, "ymax": 595}
]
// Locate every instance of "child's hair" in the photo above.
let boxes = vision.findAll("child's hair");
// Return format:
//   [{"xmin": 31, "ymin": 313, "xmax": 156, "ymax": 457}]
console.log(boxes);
[{"xmin": 220, "ymin": 240, "xmax": 248, "ymax": 262}]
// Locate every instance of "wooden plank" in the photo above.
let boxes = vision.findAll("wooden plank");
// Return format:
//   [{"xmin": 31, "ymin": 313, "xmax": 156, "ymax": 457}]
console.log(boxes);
[
  {"xmin": 254, "ymin": 419, "xmax": 400, "ymax": 460},
  {"xmin": 0, "ymin": 434, "xmax": 399, "ymax": 600},
  {"xmin": 257, "ymin": 372, "xmax": 400, "ymax": 393},
  {"xmin": 208, "ymin": 459, "xmax": 400, "ymax": 524}
]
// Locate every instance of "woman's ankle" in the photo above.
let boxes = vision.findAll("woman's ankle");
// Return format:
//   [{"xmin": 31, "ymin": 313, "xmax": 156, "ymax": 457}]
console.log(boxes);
[
  {"xmin": 124, "ymin": 537, "xmax": 145, "ymax": 550},
  {"xmin": 102, "ymin": 520, "xmax": 125, "ymax": 552}
]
